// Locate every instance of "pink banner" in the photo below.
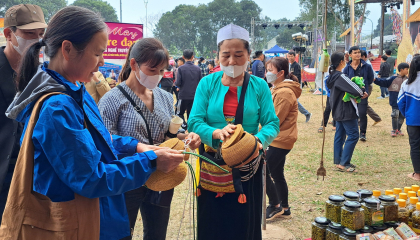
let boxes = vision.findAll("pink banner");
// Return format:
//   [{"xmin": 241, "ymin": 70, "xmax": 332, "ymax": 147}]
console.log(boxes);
[{"xmin": 104, "ymin": 22, "xmax": 143, "ymax": 60}]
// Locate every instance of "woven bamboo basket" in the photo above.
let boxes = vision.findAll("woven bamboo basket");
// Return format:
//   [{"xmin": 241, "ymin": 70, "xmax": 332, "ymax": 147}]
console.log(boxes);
[
  {"xmin": 221, "ymin": 124, "xmax": 259, "ymax": 168},
  {"xmin": 145, "ymin": 138, "xmax": 190, "ymax": 191}
]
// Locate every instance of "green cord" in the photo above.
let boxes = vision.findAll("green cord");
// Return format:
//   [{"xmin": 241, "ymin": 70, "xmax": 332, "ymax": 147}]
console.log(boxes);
[
  {"xmin": 184, "ymin": 161, "xmax": 197, "ymax": 240},
  {"xmin": 182, "ymin": 152, "xmax": 229, "ymax": 173}
]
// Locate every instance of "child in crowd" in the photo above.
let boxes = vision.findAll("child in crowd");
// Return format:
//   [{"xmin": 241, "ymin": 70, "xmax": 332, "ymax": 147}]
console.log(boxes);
[
  {"xmin": 377, "ymin": 55, "xmax": 391, "ymax": 99},
  {"xmin": 374, "ymin": 63, "xmax": 409, "ymax": 137},
  {"xmin": 398, "ymin": 56, "xmax": 420, "ymax": 181}
]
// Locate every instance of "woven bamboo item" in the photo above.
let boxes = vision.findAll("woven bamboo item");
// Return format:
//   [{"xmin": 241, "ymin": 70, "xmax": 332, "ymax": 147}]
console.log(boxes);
[
  {"xmin": 221, "ymin": 124, "xmax": 258, "ymax": 168},
  {"xmin": 145, "ymin": 138, "xmax": 190, "ymax": 191}
]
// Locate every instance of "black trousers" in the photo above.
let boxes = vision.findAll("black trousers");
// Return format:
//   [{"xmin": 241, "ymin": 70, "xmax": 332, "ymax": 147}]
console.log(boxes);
[
  {"xmin": 408, "ymin": 126, "xmax": 420, "ymax": 173},
  {"xmin": 121, "ymin": 186, "xmax": 174, "ymax": 240},
  {"xmin": 177, "ymin": 99, "xmax": 194, "ymax": 122},
  {"xmin": 322, "ymin": 97, "xmax": 336, "ymax": 127},
  {"xmin": 160, "ymin": 85, "xmax": 172, "ymax": 93},
  {"xmin": 266, "ymin": 146, "xmax": 291, "ymax": 208},
  {"xmin": 358, "ymin": 98, "xmax": 368, "ymax": 134}
]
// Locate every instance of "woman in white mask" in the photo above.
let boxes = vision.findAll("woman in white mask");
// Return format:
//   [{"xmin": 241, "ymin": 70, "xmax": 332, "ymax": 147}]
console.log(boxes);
[
  {"xmin": 264, "ymin": 57, "xmax": 301, "ymax": 221},
  {"xmin": 98, "ymin": 38, "xmax": 201, "ymax": 240},
  {"xmin": 188, "ymin": 24, "xmax": 279, "ymax": 240}
]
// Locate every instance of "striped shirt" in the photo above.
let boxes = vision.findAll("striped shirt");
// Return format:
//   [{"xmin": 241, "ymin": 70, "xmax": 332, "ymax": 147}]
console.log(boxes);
[{"xmin": 98, "ymin": 82, "xmax": 174, "ymax": 145}]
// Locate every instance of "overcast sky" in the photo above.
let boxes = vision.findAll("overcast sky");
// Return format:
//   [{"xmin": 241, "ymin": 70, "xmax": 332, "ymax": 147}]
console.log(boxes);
[{"xmin": 68, "ymin": 0, "xmax": 420, "ymax": 38}]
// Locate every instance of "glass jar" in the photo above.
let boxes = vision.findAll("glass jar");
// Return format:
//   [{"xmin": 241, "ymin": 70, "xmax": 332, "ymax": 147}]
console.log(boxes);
[
  {"xmin": 411, "ymin": 202, "xmax": 420, "ymax": 232},
  {"xmin": 408, "ymin": 197, "xmax": 418, "ymax": 225},
  {"xmin": 359, "ymin": 226, "xmax": 373, "ymax": 233},
  {"xmin": 385, "ymin": 221, "xmax": 400, "ymax": 229},
  {"xmin": 341, "ymin": 201, "xmax": 365, "ymax": 230},
  {"xmin": 339, "ymin": 228, "xmax": 358, "ymax": 240},
  {"xmin": 326, "ymin": 195, "xmax": 345, "ymax": 223},
  {"xmin": 361, "ymin": 198, "xmax": 384, "ymax": 226},
  {"xmin": 343, "ymin": 191, "xmax": 359, "ymax": 202},
  {"xmin": 398, "ymin": 199, "xmax": 409, "ymax": 224},
  {"xmin": 357, "ymin": 189, "xmax": 373, "ymax": 202},
  {"xmin": 371, "ymin": 224, "xmax": 387, "ymax": 231},
  {"xmin": 312, "ymin": 217, "xmax": 331, "ymax": 240},
  {"xmin": 326, "ymin": 222, "xmax": 343, "ymax": 240},
  {"xmin": 380, "ymin": 195, "xmax": 398, "ymax": 222}
]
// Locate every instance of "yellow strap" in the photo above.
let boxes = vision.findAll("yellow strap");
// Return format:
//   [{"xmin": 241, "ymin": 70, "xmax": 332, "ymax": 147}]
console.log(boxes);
[{"xmin": 196, "ymin": 148, "xmax": 201, "ymax": 184}]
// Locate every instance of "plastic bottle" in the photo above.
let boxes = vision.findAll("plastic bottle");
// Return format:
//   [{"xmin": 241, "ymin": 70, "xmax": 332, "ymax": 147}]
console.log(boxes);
[
  {"xmin": 386, "ymin": 190, "xmax": 395, "ymax": 195},
  {"xmin": 408, "ymin": 197, "xmax": 419, "ymax": 227},
  {"xmin": 400, "ymin": 193, "xmax": 408, "ymax": 201},
  {"xmin": 412, "ymin": 185, "xmax": 420, "ymax": 193},
  {"xmin": 408, "ymin": 191, "xmax": 417, "ymax": 204},
  {"xmin": 318, "ymin": 49, "xmax": 330, "ymax": 73},
  {"xmin": 398, "ymin": 199, "xmax": 409, "ymax": 224},
  {"xmin": 411, "ymin": 202, "xmax": 420, "ymax": 234},
  {"xmin": 394, "ymin": 188, "xmax": 402, "ymax": 195}
]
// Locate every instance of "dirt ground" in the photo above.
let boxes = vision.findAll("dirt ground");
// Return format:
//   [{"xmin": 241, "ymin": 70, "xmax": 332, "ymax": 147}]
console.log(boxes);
[{"xmin": 133, "ymin": 85, "xmax": 413, "ymax": 240}]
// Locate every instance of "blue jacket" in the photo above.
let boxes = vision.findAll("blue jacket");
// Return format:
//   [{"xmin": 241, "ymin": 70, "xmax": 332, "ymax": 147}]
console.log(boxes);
[
  {"xmin": 6, "ymin": 63, "xmax": 157, "ymax": 240},
  {"xmin": 374, "ymin": 75, "xmax": 407, "ymax": 109},
  {"xmin": 398, "ymin": 75, "xmax": 420, "ymax": 126},
  {"xmin": 343, "ymin": 59, "xmax": 374, "ymax": 89},
  {"xmin": 252, "ymin": 60, "xmax": 265, "ymax": 79}
]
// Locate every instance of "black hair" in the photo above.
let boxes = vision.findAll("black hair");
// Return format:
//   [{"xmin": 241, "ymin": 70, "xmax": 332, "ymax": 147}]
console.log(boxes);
[
  {"xmin": 217, "ymin": 39, "xmax": 251, "ymax": 57},
  {"xmin": 199, "ymin": 57, "xmax": 205, "ymax": 62},
  {"xmin": 329, "ymin": 51, "xmax": 345, "ymax": 74},
  {"xmin": 265, "ymin": 57, "xmax": 298, "ymax": 82},
  {"xmin": 178, "ymin": 58, "xmax": 185, "ymax": 64},
  {"xmin": 208, "ymin": 60, "xmax": 215, "ymax": 67},
  {"xmin": 381, "ymin": 55, "xmax": 388, "ymax": 61},
  {"xmin": 288, "ymin": 51, "xmax": 296, "ymax": 57},
  {"xmin": 414, "ymin": 53, "xmax": 420, "ymax": 57},
  {"xmin": 360, "ymin": 50, "xmax": 367, "ymax": 58},
  {"xmin": 348, "ymin": 46, "xmax": 360, "ymax": 54},
  {"xmin": 408, "ymin": 56, "xmax": 420, "ymax": 84},
  {"xmin": 17, "ymin": 6, "xmax": 107, "ymax": 92},
  {"xmin": 183, "ymin": 49, "xmax": 194, "ymax": 59},
  {"xmin": 385, "ymin": 49, "xmax": 392, "ymax": 56},
  {"xmin": 398, "ymin": 62, "xmax": 409, "ymax": 72},
  {"xmin": 119, "ymin": 38, "xmax": 169, "ymax": 82},
  {"xmin": 253, "ymin": 50, "xmax": 263, "ymax": 59}
]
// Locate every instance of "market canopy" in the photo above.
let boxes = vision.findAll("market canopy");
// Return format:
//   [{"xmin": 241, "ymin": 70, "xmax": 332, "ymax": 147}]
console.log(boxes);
[
  {"xmin": 264, "ymin": 45, "xmax": 289, "ymax": 54},
  {"xmin": 354, "ymin": 0, "xmax": 386, "ymax": 3},
  {"xmin": 407, "ymin": 7, "xmax": 420, "ymax": 23}
]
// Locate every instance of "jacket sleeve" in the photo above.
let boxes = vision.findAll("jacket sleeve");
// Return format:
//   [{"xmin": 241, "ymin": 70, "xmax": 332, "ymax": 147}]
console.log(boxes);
[
  {"xmin": 33, "ymin": 95, "xmax": 156, "ymax": 199},
  {"xmin": 273, "ymin": 92, "xmax": 293, "ymax": 125},
  {"xmin": 175, "ymin": 68, "xmax": 182, "ymax": 87},
  {"xmin": 366, "ymin": 64, "xmax": 374, "ymax": 85},
  {"xmin": 374, "ymin": 76, "xmax": 396, "ymax": 88},
  {"xmin": 295, "ymin": 64, "xmax": 302, "ymax": 82},
  {"xmin": 254, "ymin": 81, "xmax": 280, "ymax": 149},
  {"xmin": 378, "ymin": 63, "xmax": 384, "ymax": 76},
  {"xmin": 335, "ymin": 74, "xmax": 364, "ymax": 97},
  {"xmin": 111, "ymin": 135, "xmax": 139, "ymax": 159},
  {"xmin": 343, "ymin": 65, "xmax": 349, "ymax": 76},
  {"xmin": 398, "ymin": 83, "xmax": 407, "ymax": 117},
  {"xmin": 187, "ymin": 78, "xmax": 220, "ymax": 148}
]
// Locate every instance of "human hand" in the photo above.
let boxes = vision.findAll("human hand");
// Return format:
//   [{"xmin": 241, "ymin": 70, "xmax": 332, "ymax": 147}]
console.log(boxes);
[
  {"xmin": 154, "ymin": 148, "xmax": 184, "ymax": 173},
  {"xmin": 137, "ymin": 143, "xmax": 163, "ymax": 153},
  {"xmin": 176, "ymin": 88, "xmax": 179, "ymax": 91},
  {"xmin": 185, "ymin": 132, "xmax": 201, "ymax": 150},
  {"xmin": 92, "ymin": 73, "xmax": 100, "ymax": 83},
  {"xmin": 212, "ymin": 124, "xmax": 237, "ymax": 141},
  {"xmin": 361, "ymin": 92, "xmax": 368, "ymax": 99},
  {"xmin": 250, "ymin": 141, "xmax": 263, "ymax": 160}
]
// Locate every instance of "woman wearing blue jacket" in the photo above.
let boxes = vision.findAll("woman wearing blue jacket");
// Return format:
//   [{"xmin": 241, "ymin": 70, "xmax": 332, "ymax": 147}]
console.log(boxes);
[
  {"xmin": 398, "ymin": 56, "xmax": 420, "ymax": 181},
  {"xmin": 4, "ymin": 7, "xmax": 184, "ymax": 239}
]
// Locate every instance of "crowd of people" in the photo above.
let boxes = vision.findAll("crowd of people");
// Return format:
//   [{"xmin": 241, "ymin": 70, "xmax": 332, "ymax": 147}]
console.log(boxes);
[{"xmin": 0, "ymin": 3, "xmax": 420, "ymax": 240}]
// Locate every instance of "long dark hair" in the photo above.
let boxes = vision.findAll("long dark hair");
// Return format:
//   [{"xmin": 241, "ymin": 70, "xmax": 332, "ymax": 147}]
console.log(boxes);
[
  {"xmin": 329, "ymin": 52, "xmax": 345, "ymax": 74},
  {"xmin": 119, "ymin": 38, "xmax": 169, "ymax": 82},
  {"xmin": 408, "ymin": 56, "xmax": 420, "ymax": 84},
  {"xmin": 16, "ymin": 6, "xmax": 107, "ymax": 92},
  {"xmin": 265, "ymin": 57, "xmax": 299, "ymax": 82}
]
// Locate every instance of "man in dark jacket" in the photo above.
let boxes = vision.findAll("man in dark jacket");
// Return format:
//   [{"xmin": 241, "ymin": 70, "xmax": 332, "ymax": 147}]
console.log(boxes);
[
  {"xmin": 343, "ymin": 46, "xmax": 375, "ymax": 141},
  {"xmin": 0, "ymin": 4, "xmax": 47, "ymax": 221},
  {"xmin": 175, "ymin": 49, "xmax": 202, "ymax": 129},
  {"xmin": 377, "ymin": 55, "xmax": 391, "ymax": 99},
  {"xmin": 251, "ymin": 51, "xmax": 265, "ymax": 78}
]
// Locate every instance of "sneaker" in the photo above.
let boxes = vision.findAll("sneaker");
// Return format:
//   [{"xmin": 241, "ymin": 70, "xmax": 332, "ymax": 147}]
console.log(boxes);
[
  {"xmin": 266, "ymin": 205, "xmax": 284, "ymax": 221},
  {"xmin": 372, "ymin": 120, "xmax": 381, "ymax": 126},
  {"xmin": 360, "ymin": 133, "xmax": 367, "ymax": 141},
  {"xmin": 377, "ymin": 96, "xmax": 385, "ymax": 99},
  {"xmin": 280, "ymin": 208, "xmax": 292, "ymax": 219},
  {"xmin": 385, "ymin": 94, "xmax": 389, "ymax": 98},
  {"xmin": 396, "ymin": 130, "xmax": 404, "ymax": 136},
  {"xmin": 305, "ymin": 113, "xmax": 312, "ymax": 123},
  {"xmin": 391, "ymin": 130, "xmax": 397, "ymax": 137}
]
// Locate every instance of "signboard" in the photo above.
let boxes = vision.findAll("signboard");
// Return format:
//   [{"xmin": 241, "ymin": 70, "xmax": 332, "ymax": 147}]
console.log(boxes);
[
  {"xmin": 0, "ymin": 18, "xmax": 5, "ymax": 47},
  {"xmin": 99, "ymin": 62, "xmax": 122, "ymax": 81},
  {"xmin": 104, "ymin": 22, "xmax": 143, "ymax": 60}
]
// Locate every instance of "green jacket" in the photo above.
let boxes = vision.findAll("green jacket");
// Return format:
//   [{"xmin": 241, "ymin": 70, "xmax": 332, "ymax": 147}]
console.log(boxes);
[{"xmin": 188, "ymin": 71, "xmax": 280, "ymax": 149}]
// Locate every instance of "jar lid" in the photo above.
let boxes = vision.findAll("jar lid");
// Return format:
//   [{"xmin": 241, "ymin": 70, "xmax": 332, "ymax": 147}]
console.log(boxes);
[
  {"xmin": 359, "ymin": 226, "xmax": 373, "ymax": 233},
  {"xmin": 372, "ymin": 190, "xmax": 381, "ymax": 197},
  {"xmin": 410, "ymin": 197, "xmax": 419, "ymax": 205},
  {"xmin": 397, "ymin": 199, "xmax": 407, "ymax": 208},
  {"xmin": 379, "ymin": 195, "xmax": 396, "ymax": 202},
  {"xmin": 399, "ymin": 193, "xmax": 408, "ymax": 200},
  {"xmin": 342, "ymin": 228, "xmax": 358, "ymax": 236},
  {"xmin": 393, "ymin": 188, "xmax": 402, "ymax": 195},
  {"xmin": 357, "ymin": 189, "xmax": 373, "ymax": 198},
  {"xmin": 385, "ymin": 221, "xmax": 400, "ymax": 229},
  {"xmin": 344, "ymin": 200, "xmax": 361, "ymax": 208},
  {"xmin": 364, "ymin": 198, "xmax": 380, "ymax": 205},
  {"xmin": 329, "ymin": 195, "xmax": 345, "ymax": 202},
  {"xmin": 416, "ymin": 202, "xmax": 420, "ymax": 210},
  {"xmin": 343, "ymin": 191, "xmax": 359, "ymax": 200},
  {"xmin": 315, "ymin": 217, "xmax": 330, "ymax": 225},
  {"xmin": 328, "ymin": 222, "xmax": 343, "ymax": 230},
  {"xmin": 404, "ymin": 187, "xmax": 412, "ymax": 193},
  {"xmin": 408, "ymin": 191, "xmax": 417, "ymax": 198},
  {"xmin": 372, "ymin": 224, "xmax": 387, "ymax": 231},
  {"xmin": 412, "ymin": 185, "xmax": 420, "ymax": 192}
]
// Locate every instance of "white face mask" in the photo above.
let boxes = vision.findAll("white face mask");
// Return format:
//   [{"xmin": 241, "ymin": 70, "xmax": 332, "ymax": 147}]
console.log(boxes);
[
  {"xmin": 266, "ymin": 72, "xmax": 280, "ymax": 83},
  {"xmin": 11, "ymin": 32, "xmax": 40, "ymax": 55},
  {"xmin": 220, "ymin": 61, "xmax": 248, "ymax": 78},
  {"xmin": 135, "ymin": 64, "xmax": 163, "ymax": 90}
]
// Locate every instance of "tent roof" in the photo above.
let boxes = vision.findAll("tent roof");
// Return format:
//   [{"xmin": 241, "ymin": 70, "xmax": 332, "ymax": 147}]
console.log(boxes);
[
  {"xmin": 407, "ymin": 7, "xmax": 420, "ymax": 23},
  {"xmin": 355, "ymin": 0, "xmax": 387, "ymax": 3},
  {"xmin": 264, "ymin": 45, "xmax": 289, "ymax": 54},
  {"xmin": 339, "ymin": 20, "xmax": 359, "ymax": 38}
]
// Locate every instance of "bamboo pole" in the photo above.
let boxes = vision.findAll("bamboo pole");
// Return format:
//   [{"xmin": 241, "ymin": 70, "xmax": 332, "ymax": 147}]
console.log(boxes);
[{"xmin": 350, "ymin": 0, "xmax": 355, "ymax": 45}]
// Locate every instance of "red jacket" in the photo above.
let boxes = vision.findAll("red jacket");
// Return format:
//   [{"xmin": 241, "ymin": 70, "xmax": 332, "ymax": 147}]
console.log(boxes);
[{"xmin": 210, "ymin": 65, "xmax": 221, "ymax": 74}]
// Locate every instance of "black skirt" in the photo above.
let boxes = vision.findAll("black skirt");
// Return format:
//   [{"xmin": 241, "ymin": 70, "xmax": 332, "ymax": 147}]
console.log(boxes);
[{"xmin": 197, "ymin": 162, "xmax": 263, "ymax": 240}]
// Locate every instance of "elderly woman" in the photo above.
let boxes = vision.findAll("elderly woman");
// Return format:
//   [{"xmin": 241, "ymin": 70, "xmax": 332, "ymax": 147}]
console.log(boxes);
[{"xmin": 188, "ymin": 24, "xmax": 280, "ymax": 240}]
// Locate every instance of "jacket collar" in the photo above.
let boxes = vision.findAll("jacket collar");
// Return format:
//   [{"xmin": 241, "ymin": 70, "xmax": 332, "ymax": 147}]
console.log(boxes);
[{"xmin": 347, "ymin": 59, "xmax": 367, "ymax": 68}]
